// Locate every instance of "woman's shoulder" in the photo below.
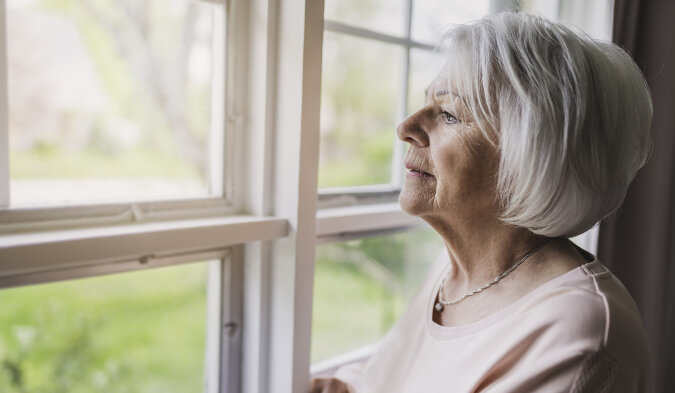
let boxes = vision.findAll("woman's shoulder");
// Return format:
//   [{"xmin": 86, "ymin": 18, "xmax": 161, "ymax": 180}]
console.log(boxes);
[
  {"xmin": 516, "ymin": 259, "xmax": 650, "ymax": 381},
  {"xmin": 521, "ymin": 260, "xmax": 644, "ymax": 337}
]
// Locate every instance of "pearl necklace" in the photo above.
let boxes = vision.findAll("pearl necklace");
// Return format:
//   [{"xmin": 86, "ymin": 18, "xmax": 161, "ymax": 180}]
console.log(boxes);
[{"xmin": 434, "ymin": 240, "xmax": 548, "ymax": 312}]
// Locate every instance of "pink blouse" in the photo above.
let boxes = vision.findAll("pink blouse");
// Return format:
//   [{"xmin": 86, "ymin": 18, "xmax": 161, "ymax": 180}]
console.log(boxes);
[{"xmin": 334, "ymin": 251, "xmax": 651, "ymax": 392}]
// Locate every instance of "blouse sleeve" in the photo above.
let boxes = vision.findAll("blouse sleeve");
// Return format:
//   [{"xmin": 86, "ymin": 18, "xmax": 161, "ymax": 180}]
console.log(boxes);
[
  {"xmin": 570, "ymin": 351, "xmax": 619, "ymax": 393},
  {"xmin": 482, "ymin": 349, "xmax": 627, "ymax": 393}
]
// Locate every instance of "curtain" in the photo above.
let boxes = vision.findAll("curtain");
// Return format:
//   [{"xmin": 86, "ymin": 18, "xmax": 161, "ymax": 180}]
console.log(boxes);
[{"xmin": 598, "ymin": 1, "xmax": 675, "ymax": 392}]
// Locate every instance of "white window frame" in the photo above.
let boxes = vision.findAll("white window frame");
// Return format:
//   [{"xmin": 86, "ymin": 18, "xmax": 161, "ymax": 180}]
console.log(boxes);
[
  {"xmin": 0, "ymin": 0, "xmax": 287, "ymax": 392},
  {"xmin": 0, "ymin": 0, "xmax": 6, "ymax": 210},
  {"xmin": 318, "ymin": 0, "xmax": 431, "ymax": 204},
  {"xmin": 316, "ymin": 0, "xmax": 517, "ymax": 205},
  {"xmin": 0, "ymin": 0, "xmax": 237, "ymax": 228}
]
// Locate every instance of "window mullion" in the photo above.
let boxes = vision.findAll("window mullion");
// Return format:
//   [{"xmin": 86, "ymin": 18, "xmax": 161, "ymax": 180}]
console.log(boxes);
[
  {"xmin": 219, "ymin": 247, "xmax": 244, "ymax": 393},
  {"xmin": 316, "ymin": 203, "xmax": 425, "ymax": 240},
  {"xmin": 224, "ymin": 0, "xmax": 249, "ymax": 211},
  {"xmin": 390, "ymin": 0, "xmax": 414, "ymax": 188},
  {"xmin": 205, "ymin": 259, "xmax": 224, "ymax": 393},
  {"xmin": 210, "ymin": 5, "xmax": 227, "ymax": 201},
  {"xmin": 405, "ymin": 0, "xmax": 414, "ymax": 36},
  {"xmin": 323, "ymin": 20, "xmax": 434, "ymax": 51},
  {"xmin": 266, "ymin": 0, "xmax": 324, "ymax": 391},
  {"xmin": 239, "ymin": 0, "xmax": 280, "ymax": 390},
  {"xmin": 0, "ymin": 0, "xmax": 9, "ymax": 208}
]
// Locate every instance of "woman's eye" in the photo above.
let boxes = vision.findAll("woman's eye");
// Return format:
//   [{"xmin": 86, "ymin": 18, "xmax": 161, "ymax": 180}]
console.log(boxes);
[{"xmin": 441, "ymin": 111, "xmax": 458, "ymax": 125}]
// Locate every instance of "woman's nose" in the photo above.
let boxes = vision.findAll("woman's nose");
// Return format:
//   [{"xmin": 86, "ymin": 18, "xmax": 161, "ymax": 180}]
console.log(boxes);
[{"xmin": 397, "ymin": 108, "xmax": 430, "ymax": 147}]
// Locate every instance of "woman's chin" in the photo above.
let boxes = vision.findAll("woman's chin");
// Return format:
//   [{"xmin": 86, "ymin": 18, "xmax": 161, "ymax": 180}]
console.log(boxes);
[{"xmin": 398, "ymin": 187, "xmax": 432, "ymax": 216}]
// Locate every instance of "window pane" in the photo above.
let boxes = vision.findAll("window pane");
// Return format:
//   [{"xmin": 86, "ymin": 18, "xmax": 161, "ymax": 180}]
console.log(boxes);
[
  {"xmin": 411, "ymin": 0, "xmax": 490, "ymax": 44},
  {"xmin": 319, "ymin": 32, "xmax": 404, "ymax": 188},
  {"xmin": 521, "ymin": 0, "xmax": 613, "ymax": 40},
  {"xmin": 7, "ymin": 0, "xmax": 224, "ymax": 206},
  {"xmin": 311, "ymin": 228, "xmax": 444, "ymax": 362},
  {"xmin": 0, "ymin": 263, "xmax": 212, "ymax": 392},
  {"xmin": 325, "ymin": 0, "xmax": 407, "ymax": 37},
  {"xmin": 407, "ymin": 48, "xmax": 444, "ymax": 116}
]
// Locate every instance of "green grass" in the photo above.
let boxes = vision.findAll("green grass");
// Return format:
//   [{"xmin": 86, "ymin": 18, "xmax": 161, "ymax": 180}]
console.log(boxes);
[
  {"xmin": 0, "ymin": 263, "xmax": 208, "ymax": 393},
  {"xmin": 0, "ymin": 259, "xmax": 417, "ymax": 390},
  {"xmin": 318, "ymin": 128, "xmax": 397, "ymax": 188},
  {"xmin": 0, "ymin": 230, "xmax": 442, "ymax": 390},
  {"xmin": 10, "ymin": 148, "xmax": 200, "ymax": 179},
  {"xmin": 0, "ymin": 259, "xmax": 403, "ymax": 390},
  {"xmin": 311, "ymin": 258, "xmax": 406, "ymax": 362},
  {"xmin": 310, "ymin": 230, "xmax": 443, "ymax": 362}
]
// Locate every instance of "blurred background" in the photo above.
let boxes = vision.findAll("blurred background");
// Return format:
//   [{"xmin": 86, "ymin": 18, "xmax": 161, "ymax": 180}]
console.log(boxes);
[{"xmin": 8, "ymin": 0, "xmax": 217, "ymax": 206}]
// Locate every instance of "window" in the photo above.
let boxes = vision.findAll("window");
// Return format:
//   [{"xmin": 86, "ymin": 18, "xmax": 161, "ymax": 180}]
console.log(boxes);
[
  {"xmin": 312, "ymin": 228, "xmax": 443, "ymax": 363},
  {"xmin": 0, "ymin": 1, "xmax": 610, "ymax": 393},
  {"xmin": 318, "ymin": 32, "xmax": 405, "ymax": 188},
  {"xmin": 6, "ymin": 0, "xmax": 226, "ymax": 207},
  {"xmin": 318, "ymin": 0, "xmax": 489, "ymax": 193},
  {"xmin": 0, "ymin": 0, "xmax": 248, "ymax": 391},
  {"xmin": 0, "ymin": 262, "xmax": 215, "ymax": 392}
]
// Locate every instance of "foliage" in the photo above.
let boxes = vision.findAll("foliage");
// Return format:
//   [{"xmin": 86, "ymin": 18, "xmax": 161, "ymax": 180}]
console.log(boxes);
[
  {"xmin": 10, "ymin": 0, "xmax": 211, "ymax": 185},
  {"xmin": 318, "ymin": 32, "xmax": 402, "ymax": 188},
  {"xmin": 0, "ymin": 264, "xmax": 208, "ymax": 393},
  {"xmin": 311, "ymin": 257, "xmax": 403, "ymax": 362},
  {"xmin": 11, "ymin": 149, "xmax": 200, "ymax": 179},
  {"xmin": 311, "ymin": 229, "xmax": 443, "ymax": 362},
  {"xmin": 0, "ymin": 231, "xmax": 443, "ymax": 388}
]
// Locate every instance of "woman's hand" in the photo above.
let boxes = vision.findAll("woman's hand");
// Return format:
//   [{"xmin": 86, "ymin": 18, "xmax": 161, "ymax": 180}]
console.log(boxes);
[{"xmin": 308, "ymin": 377, "xmax": 354, "ymax": 393}]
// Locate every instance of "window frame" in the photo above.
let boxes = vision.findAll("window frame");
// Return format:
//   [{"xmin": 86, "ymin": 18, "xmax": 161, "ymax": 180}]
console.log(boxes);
[
  {"xmin": 0, "ymin": 0, "xmax": 8, "ymax": 209},
  {"xmin": 0, "ymin": 0, "xmax": 252, "ymax": 272},
  {"xmin": 0, "ymin": 1, "xmax": 264, "ymax": 393},
  {"xmin": 318, "ymin": 0, "xmax": 435, "ymax": 202},
  {"xmin": 0, "ymin": 0, "xmax": 236, "ymax": 217}
]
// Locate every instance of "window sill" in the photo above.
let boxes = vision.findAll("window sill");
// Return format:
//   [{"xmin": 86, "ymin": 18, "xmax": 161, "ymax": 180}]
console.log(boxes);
[
  {"xmin": 0, "ymin": 215, "xmax": 288, "ymax": 287},
  {"xmin": 310, "ymin": 342, "xmax": 379, "ymax": 377},
  {"xmin": 316, "ymin": 202, "xmax": 426, "ymax": 240}
]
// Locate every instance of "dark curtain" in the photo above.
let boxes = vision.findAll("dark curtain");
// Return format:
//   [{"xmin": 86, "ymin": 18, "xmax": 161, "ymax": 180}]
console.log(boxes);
[{"xmin": 598, "ymin": 1, "xmax": 675, "ymax": 392}]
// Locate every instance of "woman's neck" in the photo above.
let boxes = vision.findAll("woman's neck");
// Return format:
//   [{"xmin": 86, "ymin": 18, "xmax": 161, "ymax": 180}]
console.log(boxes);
[{"xmin": 425, "ymin": 213, "xmax": 546, "ymax": 293}]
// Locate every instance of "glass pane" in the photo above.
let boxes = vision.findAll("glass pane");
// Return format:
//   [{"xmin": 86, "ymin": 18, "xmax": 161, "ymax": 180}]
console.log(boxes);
[
  {"xmin": 411, "ymin": 0, "xmax": 490, "ymax": 44},
  {"xmin": 325, "ymin": 0, "xmax": 407, "ymax": 37},
  {"xmin": 311, "ymin": 228, "xmax": 444, "ymax": 363},
  {"xmin": 319, "ymin": 32, "xmax": 404, "ymax": 188},
  {"xmin": 0, "ymin": 263, "xmax": 212, "ymax": 392},
  {"xmin": 407, "ymin": 48, "xmax": 445, "ymax": 116},
  {"xmin": 7, "ymin": 0, "xmax": 224, "ymax": 206},
  {"xmin": 521, "ymin": 0, "xmax": 613, "ymax": 40}
]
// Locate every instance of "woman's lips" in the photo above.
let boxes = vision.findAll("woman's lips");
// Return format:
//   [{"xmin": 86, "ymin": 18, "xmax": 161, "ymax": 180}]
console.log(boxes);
[
  {"xmin": 404, "ymin": 158, "xmax": 435, "ymax": 178},
  {"xmin": 406, "ymin": 168, "xmax": 435, "ymax": 178}
]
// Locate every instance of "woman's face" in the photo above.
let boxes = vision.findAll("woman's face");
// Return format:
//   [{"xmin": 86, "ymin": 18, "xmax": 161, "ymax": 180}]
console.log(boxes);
[{"xmin": 397, "ymin": 71, "xmax": 499, "ymax": 223}]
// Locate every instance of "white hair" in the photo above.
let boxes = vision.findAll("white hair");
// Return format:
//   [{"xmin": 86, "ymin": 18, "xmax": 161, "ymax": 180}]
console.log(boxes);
[{"xmin": 441, "ymin": 12, "xmax": 653, "ymax": 237}]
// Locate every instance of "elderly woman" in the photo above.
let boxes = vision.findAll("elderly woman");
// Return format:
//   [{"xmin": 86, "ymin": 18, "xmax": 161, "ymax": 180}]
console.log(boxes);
[{"xmin": 310, "ymin": 12, "xmax": 652, "ymax": 393}]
